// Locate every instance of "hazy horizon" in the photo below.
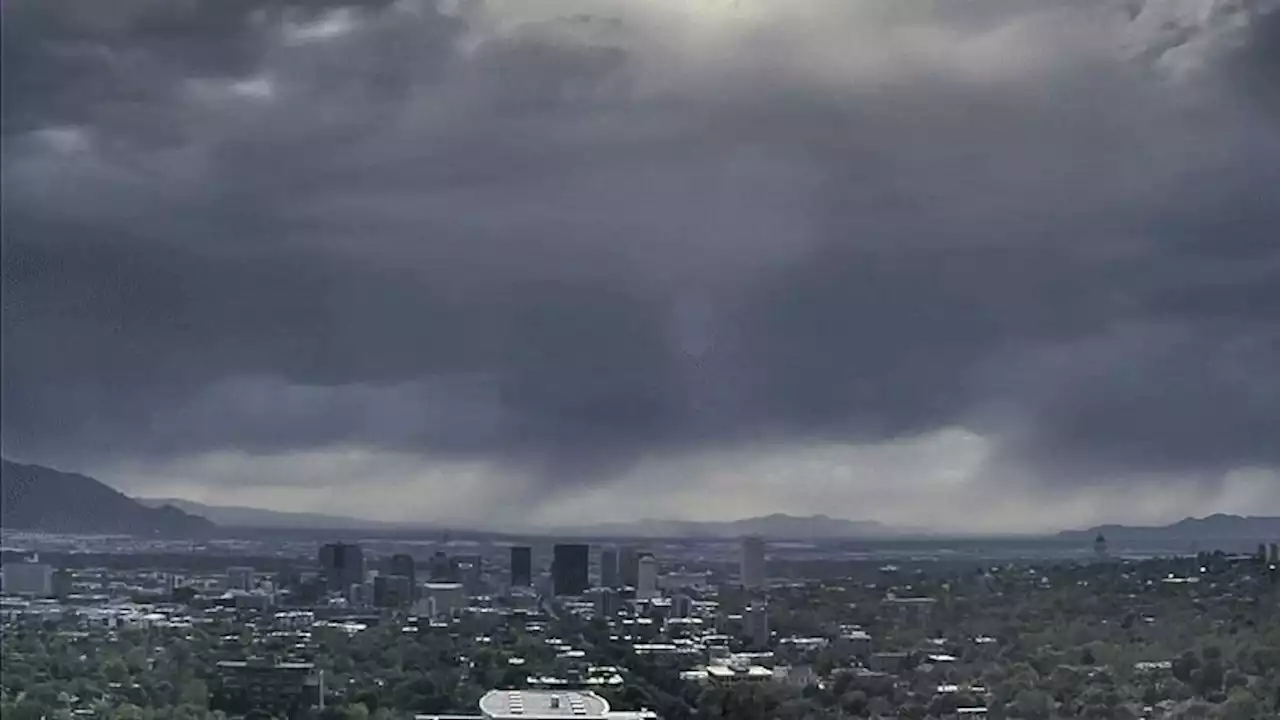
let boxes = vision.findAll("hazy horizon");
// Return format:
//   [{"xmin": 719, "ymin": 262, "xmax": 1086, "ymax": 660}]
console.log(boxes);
[{"xmin": 3, "ymin": 0, "xmax": 1278, "ymax": 534}]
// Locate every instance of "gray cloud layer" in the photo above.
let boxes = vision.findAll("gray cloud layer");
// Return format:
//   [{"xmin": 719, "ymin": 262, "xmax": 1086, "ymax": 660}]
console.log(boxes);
[{"xmin": 3, "ymin": 0, "xmax": 1279, "ymax": 493}]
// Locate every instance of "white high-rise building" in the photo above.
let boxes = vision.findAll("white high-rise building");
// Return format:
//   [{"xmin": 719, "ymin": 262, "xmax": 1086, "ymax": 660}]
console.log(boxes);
[
  {"xmin": 740, "ymin": 536, "xmax": 766, "ymax": 589},
  {"xmin": 636, "ymin": 555, "xmax": 659, "ymax": 600}
]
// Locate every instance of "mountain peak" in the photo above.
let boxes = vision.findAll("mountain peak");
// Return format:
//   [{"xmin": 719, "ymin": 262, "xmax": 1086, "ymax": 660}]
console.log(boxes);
[
  {"xmin": 0, "ymin": 458, "xmax": 215, "ymax": 537},
  {"xmin": 1061, "ymin": 514, "xmax": 1280, "ymax": 542}
]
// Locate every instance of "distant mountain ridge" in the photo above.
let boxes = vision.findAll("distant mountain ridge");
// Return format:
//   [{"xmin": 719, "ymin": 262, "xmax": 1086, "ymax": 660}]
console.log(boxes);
[
  {"xmin": 128, "ymin": 501, "xmax": 907, "ymax": 539},
  {"xmin": 1060, "ymin": 514, "xmax": 1280, "ymax": 543},
  {"xmin": 0, "ymin": 459, "xmax": 214, "ymax": 537},
  {"xmin": 137, "ymin": 497, "xmax": 407, "ymax": 530},
  {"xmin": 554, "ymin": 513, "xmax": 914, "ymax": 539},
  {"xmin": 34, "ymin": 474, "xmax": 1280, "ymax": 542}
]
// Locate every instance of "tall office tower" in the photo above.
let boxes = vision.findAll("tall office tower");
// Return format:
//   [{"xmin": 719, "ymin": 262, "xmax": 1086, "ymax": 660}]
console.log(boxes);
[
  {"xmin": 740, "ymin": 535, "xmax": 766, "ymax": 589},
  {"xmin": 226, "ymin": 566, "xmax": 255, "ymax": 592},
  {"xmin": 319, "ymin": 542, "xmax": 365, "ymax": 593},
  {"xmin": 636, "ymin": 554, "xmax": 659, "ymax": 600},
  {"xmin": 600, "ymin": 548, "xmax": 619, "ymax": 589},
  {"xmin": 745, "ymin": 600, "xmax": 770, "ymax": 649},
  {"xmin": 1270, "ymin": 543, "xmax": 1279, "ymax": 565},
  {"xmin": 387, "ymin": 553, "xmax": 416, "ymax": 584},
  {"xmin": 275, "ymin": 567, "xmax": 301, "ymax": 591},
  {"xmin": 385, "ymin": 553, "xmax": 416, "ymax": 601},
  {"xmin": 429, "ymin": 550, "xmax": 454, "ymax": 582},
  {"xmin": 1094, "ymin": 533, "xmax": 1109, "ymax": 560},
  {"xmin": 511, "ymin": 546, "xmax": 533, "ymax": 587},
  {"xmin": 552, "ymin": 543, "xmax": 591, "ymax": 596},
  {"xmin": 594, "ymin": 588, "xmax": 622, "ymax": 618},
  {"xmin": 51, "ymin": 569, "xmax": 74, "ymax": 600},
  {"xmin": 618, "ymin": 545, "xmax": 641, "ymax": 589},
  {"xmin": 671, "ymin": 593, "xmax": 694, "ymax": 618},
  {"xmin": 455, "ymin": 554, "xmax": 483, "ymax": 593},
  {"xmin": 373, "ymin": 574, "xmax": 413, "ymax": 608}
]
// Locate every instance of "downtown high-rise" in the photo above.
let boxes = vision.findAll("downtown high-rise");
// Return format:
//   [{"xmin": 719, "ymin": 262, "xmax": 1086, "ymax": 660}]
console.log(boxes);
[
  {"xmin": 510, "ymin": 545, "xmax": 533, "ymax": 587},
  {"xmin": 600, "ymin": 548, "xmax": 619, "ymax": 589},
  {"xmin": 319, "ymin": 542, "xmax": 365, "ymax": 593},
  {"xmin": 552, "ymin": 543, "xmax": 590, "ymax": 596},
  {"xmin": 740, "ymin": 535, "xmax": 766, "ymax": 590}
]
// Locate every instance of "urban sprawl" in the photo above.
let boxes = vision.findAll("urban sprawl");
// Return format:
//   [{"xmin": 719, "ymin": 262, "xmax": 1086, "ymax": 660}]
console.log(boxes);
[{"xmin": 2, "ymin": 532, "xmax": 1278, "ymax": 720}]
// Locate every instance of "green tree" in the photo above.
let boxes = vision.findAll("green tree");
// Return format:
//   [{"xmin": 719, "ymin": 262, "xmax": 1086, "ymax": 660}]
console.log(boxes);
[
  {"xmin": 1220, "ymin": 687, "xmax": 1261, "ymax": 720},
  {"xmin": 1012, "ymin": 689, "xmax": 1052, "ymax": 720},
  {"xmin": 341, "ymin": 704, "xmax": 371, "ymax": 720},
  {"xmin": 179, "ymin": 678, "xmax": 209, "ymax": 708}
]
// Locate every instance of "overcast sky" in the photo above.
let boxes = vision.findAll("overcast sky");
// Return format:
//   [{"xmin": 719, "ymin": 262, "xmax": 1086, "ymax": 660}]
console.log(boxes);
[{"xmin": 3, "ymin": 0, "xmax": 1278, "ymax": 533}]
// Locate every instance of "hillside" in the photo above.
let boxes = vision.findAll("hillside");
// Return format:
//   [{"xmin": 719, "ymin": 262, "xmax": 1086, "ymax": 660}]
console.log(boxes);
[
  {"xmin": 137, "ymin": 497, "xmax": 403, "ymax": 530},
  {"xmin": 0, "ymin": 459, "xmax": 215, "ymax": 537},
  {"xmin": 1060, "ymin": 514, "xmax": 1280, "ymax": 544}
]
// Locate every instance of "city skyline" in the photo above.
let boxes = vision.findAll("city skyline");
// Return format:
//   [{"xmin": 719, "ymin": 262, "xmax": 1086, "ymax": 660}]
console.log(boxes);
[{"xmin": 3, "ymin": 0, "xmax": 1279, "ymax": 533}]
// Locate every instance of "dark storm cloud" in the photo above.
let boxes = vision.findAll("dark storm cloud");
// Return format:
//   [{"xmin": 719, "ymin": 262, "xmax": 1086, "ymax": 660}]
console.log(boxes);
[{"xmin": 3, "ymin": 0, "xmax": 1279, "ymax": 486}]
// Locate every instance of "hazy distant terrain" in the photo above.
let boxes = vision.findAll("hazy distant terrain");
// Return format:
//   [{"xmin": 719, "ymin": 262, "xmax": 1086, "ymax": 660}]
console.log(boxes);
[
  {"xmin": 136, "ymin": 501, "xmax": 905, "ymax": 539},
  {"xmin": 136, "ymin": 497, "xmax": 411, "ymax": 531},
  {"xmin": 6, "ymin": 458, "xmax": 1279, "ymax": 544},
  {"xmin": 6, "ymin": 467, "xmax": 911, "ymax": 537},
  {"xmin": 552, "ymin": 513, "xmax": 916, "ymax": 540},
  {"xmin": 1060, "ymin": 514, "xmax": 1280, "ymax": 545}
]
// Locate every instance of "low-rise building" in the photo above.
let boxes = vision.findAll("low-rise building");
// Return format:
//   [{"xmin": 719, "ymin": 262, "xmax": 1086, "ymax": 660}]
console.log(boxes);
[
  {"xmin": 210, "ymin": 659, "xmax": 318, "ymax": 718},
  {"xmin": 2, "ymin": 560, "xmax": 53, "ymax": 597},
  {"xmin": 416, "ymin": 582, "xmax": 467, "ymax": 618},
  {"xmin": 414, "ymin": 689, "xmax": 659, "ymax": 720}
]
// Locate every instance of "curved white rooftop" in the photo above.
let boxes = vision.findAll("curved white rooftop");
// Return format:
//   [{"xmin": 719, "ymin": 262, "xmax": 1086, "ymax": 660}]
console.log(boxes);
[
  {"xmin": 423, "ymin": 582, "xmax": 465, "ymax": 591},
  {"xmin": 479, "ymin": 690, "xmax": 610, "ymax": 720}
]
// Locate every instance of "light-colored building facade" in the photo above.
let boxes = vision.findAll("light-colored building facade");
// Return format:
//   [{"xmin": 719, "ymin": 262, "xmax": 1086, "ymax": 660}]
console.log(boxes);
[
  {"xmin": 2, "ymin": 561, "xmax": 53, "ymax": 597},
  {"xmin": 415, "ymin": 582, "xmax": 467, "ymax": 618},
  {"xmin": 636, "ymin": 556, "xmax": 659, "ymax": 600}
]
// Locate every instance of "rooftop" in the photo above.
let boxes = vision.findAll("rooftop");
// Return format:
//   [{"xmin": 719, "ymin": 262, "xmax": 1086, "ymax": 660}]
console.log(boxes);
[
  {"xmin": 883, "ymin": 596, "xmax": 937, "ymax": 605},
  {"xmin": 423, "ymin": 582, "xmax": 466, "ymax": 591},
  {"xmin": 479, "ymin": 690, "xmax": 611, "ymax": 719}
]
